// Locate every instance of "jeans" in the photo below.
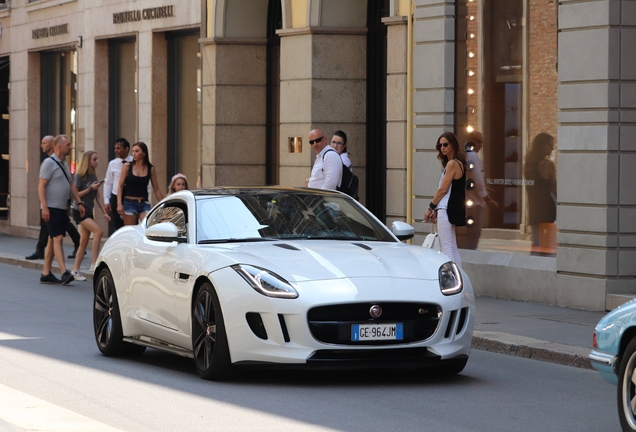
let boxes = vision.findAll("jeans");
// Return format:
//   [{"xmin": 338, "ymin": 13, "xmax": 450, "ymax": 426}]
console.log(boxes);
[{"xmin": 437, "ymin": 209, "xmax": 462, "ymax": 267}]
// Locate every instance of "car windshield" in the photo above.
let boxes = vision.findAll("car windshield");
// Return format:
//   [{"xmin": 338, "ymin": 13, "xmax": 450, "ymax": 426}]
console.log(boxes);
[{"xmin": 196, "ymin": 191, "xmax": 396, "ymax": 243}]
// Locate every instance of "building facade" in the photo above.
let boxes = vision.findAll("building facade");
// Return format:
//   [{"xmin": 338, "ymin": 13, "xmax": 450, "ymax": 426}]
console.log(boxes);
[{"xmin": 0, "ymin": 0, "xmax": 633, "ymax": 310}]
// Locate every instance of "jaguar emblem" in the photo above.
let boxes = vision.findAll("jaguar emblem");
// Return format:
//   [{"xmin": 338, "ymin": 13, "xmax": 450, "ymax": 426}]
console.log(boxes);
[{"xmin": 369, "ymin": 305, "xmax": 382, "ymax": 319}]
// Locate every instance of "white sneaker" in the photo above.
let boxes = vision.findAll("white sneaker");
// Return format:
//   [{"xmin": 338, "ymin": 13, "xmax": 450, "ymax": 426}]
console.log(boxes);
[
  {"xmin": 89, "ymin": 264, "xmax": 96, "ymax": 272},
  {"xmin": 71, "ymin": 271, "xmax": 87, "ymax": 281}
]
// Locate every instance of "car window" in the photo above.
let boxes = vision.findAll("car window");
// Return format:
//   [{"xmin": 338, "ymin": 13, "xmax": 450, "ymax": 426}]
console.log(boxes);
[
  {"xmin": 147, "ymin": 204, "xmax": 187, "ymax": 237},
  {"xmin": 196, "ymin": 192, "xmax": 395, "ymax": 243}
]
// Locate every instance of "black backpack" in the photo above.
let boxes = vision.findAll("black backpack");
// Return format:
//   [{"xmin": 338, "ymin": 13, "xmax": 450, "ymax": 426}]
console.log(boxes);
[{"xmin": 323, "ymin": 149, "xmax": 359, "ymax": 200}]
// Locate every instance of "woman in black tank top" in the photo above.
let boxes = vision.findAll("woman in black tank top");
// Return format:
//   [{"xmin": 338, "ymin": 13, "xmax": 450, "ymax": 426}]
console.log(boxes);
[
  {"xmin": 423, "ymin": 132, "xmax": 467, "ymax": 266},
  {"xmin": 117, "ymin": 142, "xmax": 164, "ymax": 225}
]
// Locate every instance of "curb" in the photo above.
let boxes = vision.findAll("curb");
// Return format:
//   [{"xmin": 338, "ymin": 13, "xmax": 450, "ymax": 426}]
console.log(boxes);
[
  {"xmin": 0, "ymin": 255, "xmax": 94, "ymax": 282},
  {"xmin": 472, "ymin": 330, "xmax": 593, "ymax": 370}
]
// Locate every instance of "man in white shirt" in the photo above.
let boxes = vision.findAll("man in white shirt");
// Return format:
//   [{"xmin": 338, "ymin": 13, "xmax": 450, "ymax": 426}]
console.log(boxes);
[
  {"xmin": 103, "ymin": 138, "xmax": 132, "ymax": 235},
  {"xmin": 306, "ymin": 129, "xmax": 342, "ymax": 191}
]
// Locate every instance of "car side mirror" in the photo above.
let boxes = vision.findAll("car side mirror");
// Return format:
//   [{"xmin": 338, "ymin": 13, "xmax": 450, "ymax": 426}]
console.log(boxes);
[
  {"xmin": 146, "ymin": 222, "xmax": 187, "ymax": 243},
  {"xmin": 392, "ymin": 221, "xmax": 415, "ymax": 240}
]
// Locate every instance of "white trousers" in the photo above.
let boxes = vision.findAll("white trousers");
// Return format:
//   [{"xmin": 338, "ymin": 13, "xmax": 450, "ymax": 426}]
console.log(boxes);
[{"xmin": 437, "ymin": 209, "xmax": 462, "ymax": 267}]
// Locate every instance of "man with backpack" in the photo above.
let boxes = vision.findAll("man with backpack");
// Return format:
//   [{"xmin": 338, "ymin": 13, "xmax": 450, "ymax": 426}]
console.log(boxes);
[{"xmin": 306, "ymin": 129, "xmax": 343, "ymax": 191}]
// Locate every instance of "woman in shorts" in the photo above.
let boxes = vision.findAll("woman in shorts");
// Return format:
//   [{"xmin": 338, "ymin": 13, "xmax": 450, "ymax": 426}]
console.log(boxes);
[
  {"xmin": 117, "ymin": 141, "xmax": 163, "ymax": 225},
  {"xmin": 70, "ymin": 151, "xmax": 111, "ymax": 281}
]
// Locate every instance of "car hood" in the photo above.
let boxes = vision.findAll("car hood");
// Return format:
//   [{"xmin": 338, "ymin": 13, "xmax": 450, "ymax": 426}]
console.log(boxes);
[{"xmin": 204, "ymin": 240, "xmax": 446, "ymax": 282}]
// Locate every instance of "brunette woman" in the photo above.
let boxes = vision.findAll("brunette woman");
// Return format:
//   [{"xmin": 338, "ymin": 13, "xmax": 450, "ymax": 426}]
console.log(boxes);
[
  {"xmin": 70, "ymin": 151, "xmax": 111, "ymax": 280},
  {"xmin": 524, "ymin": 133, "xmax": 556, "ymax": 250},
  {"xmin": 423, "ymin": 132, "xmax": 467, "ymax": 266},
  {"xmin": 330, "ymin": 130, "xmax": 352, "ymax": 171},
  {"xmin": 117, "ymin": 142, "xmax": 163, "ymax": 225}
]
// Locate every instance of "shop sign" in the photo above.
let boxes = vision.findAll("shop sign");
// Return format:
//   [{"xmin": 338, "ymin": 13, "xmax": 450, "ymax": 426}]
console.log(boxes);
[
  {"xmin": 32, "ymin": 23, "xmax": 69, "ymax": 39},
  {"xmin": 113, "ymin": 5, "xmax": 175, "ymax": 24}
]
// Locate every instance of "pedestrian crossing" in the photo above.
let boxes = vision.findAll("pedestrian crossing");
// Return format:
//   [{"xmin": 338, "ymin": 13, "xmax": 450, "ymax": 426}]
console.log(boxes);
[{"xmin": 0, "ymin": 383, "xmax": 126, "ymax": 432}]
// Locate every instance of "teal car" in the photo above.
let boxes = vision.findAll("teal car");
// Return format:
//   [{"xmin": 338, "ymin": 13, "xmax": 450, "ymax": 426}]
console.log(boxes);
[{"xmin": 590, "ymin": 300, "xmax": 636, "ymax": 431}]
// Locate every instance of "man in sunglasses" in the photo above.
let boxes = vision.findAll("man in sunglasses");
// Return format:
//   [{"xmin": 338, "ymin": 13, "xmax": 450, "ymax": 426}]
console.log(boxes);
[{"xmin": 305, "ymin": 129, "xmax": 343, "ymax": 191}]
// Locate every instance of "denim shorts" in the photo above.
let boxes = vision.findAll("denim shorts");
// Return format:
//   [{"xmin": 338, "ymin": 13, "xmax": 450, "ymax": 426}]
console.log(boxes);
[{"xmin": 123, "ymin": 198, "xmax": 151, "ymax": 216}]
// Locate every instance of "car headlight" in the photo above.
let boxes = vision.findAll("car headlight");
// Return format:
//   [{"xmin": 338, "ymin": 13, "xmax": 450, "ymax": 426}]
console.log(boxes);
[
  {"xmin": 439, "ymin": 261, "xmax": 463, "ymax": 296},
  {"xmin": 232, "ymin": 264, "xmax": 298, "ymax": 299}
]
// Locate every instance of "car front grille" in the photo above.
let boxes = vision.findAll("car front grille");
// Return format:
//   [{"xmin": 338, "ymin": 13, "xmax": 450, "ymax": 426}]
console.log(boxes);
[{"xmin": 307, "ymin": 302, "xmax": 442, "ymax": 345}]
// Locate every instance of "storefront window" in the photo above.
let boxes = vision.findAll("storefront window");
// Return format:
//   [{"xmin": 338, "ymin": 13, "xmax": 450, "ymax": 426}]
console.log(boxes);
[
  {"xmin": 40, "ymin": 50, "xmax": 77, "ymax": 172},
  {"xmin": 167, "ymin": 32, "xmax": 201, "ymax": 187},
  {"xmin": 455, "ymin": 0, "xmax": 558, "ymax": 256},
  {"xmin": 108, "ymin": 38, "xmax": 138, "ymax": 159}
]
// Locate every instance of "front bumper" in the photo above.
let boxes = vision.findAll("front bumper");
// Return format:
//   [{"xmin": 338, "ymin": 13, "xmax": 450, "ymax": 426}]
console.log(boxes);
[
  {"xmin": 211, "ymin": 269, "xmax": 476, "ymax": 367},
  {"xmin": 589, "ymin": 349, "xmax": 618, "ymax": 385}
]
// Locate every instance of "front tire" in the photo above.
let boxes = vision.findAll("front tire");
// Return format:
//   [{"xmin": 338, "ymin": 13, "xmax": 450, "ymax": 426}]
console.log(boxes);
[
  {"xmin": 192, "ymin": 282, "xmax": 233, "ymax": 380},
  {"xmin": 93, "ymin": 268, "xmax": 145, "ymax": 357},
  {"xmin": 619, "ymin": 339, "xmax": 636, "ymax": 431}
]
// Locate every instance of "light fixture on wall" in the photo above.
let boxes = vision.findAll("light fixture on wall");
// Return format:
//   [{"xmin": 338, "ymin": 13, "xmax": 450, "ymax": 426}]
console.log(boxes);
[
  {"xmin": 466, "ymin": 124, "xmax": 474, "ymax": 133},
  {"xmin": 466, "ymin": 68, "xmax": 475, "ymax": 77},
  {"xmin": 288, "ymin": 137, "xmax": 302, "ymax": 153},
  {"xmin": 467, "ymin": 51, "xmax": 475, "ymax": 58},
  {"xmin": 467, "ymin": 88, "xmax": 475, "ymax": 95}
]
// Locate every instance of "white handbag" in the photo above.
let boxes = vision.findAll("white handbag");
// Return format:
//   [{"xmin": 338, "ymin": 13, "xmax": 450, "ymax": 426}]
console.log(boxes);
[{"xmin": 422, "ymin": 224, "xmax": 441, "ymax": 251}]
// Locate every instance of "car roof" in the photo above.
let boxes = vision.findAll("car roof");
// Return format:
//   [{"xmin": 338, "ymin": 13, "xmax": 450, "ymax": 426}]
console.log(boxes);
[{"xmin": 190, "ymin": 186, "xmax": 343, "ymax": 197}]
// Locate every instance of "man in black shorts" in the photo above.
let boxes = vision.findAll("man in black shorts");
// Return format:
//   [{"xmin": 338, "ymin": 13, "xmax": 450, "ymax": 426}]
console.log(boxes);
[
  {"xmin": 38, "ymin": 135, "xmax": 85, "ymax": 284},
  {"xmin": 26, "ymin": 135, "xmax": 80, "ymax": 260}
]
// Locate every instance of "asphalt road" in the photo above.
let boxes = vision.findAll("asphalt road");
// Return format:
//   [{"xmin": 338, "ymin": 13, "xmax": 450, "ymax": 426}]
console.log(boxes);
[{"xmin": 0, "ymin": 263, "xmax": 620, "ymax": 432}]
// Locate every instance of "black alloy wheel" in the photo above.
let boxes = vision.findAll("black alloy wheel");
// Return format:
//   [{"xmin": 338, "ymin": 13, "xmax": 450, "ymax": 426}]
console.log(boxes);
[
  {"xmin": 619, "ymin": 338, "xmax": 636, "ymax": 431},
  {"xmin": 93, "ymin": 268, "xmax": 145, "ymax": 356},
  {"xmin": 192, "ymin": 282, "xmax": 233, "ymax": 380}
]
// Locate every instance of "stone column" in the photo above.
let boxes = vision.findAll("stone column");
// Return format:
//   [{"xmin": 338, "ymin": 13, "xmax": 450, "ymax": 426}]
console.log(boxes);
[
  {"xmin": 384, "ymin": 16, "xmax": 409, "ymax": 225},
  {"xmin": 556, "ymin": 0, "xmax": 636, "ymax": 310},
  {"xmin": 199, "ymin": 39, "xmax": 267, "ymax": 187},
  {"xmin": 411, "ymin": 0, "xmax": 456, "ymax": 244},
  {"xmin": 277, "ymin": 28, "xmax": 367, "ymax": 193},
  {"xmin": 24, "ymin": 52, "xmax": 41, "ymax": 231}
]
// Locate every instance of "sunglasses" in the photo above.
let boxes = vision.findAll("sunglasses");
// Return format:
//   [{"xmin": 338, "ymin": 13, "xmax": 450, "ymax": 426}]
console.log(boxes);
[
  {"xmin": 309, "ymin": 136, "xmax": 324, "ymax": 145},
  {"xmin": 437, "ymin": 142, "xmax": 450, "ymax": 148}
]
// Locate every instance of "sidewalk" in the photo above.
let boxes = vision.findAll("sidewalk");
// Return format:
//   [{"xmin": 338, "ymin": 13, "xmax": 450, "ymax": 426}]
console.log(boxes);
[{"xmin": 0, "ymin": 232, "xmax": 604, "ymax": 369}]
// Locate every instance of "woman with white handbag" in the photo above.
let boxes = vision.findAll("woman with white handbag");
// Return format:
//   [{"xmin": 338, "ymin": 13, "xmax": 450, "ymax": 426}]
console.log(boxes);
[{"xmin": 423, "ymin": 132, "xmax": 467, "ymax": 267}]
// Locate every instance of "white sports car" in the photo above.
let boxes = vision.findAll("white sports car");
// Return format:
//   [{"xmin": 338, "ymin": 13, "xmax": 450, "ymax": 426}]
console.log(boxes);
[{"xmin": 93, "ymin": 187, "xmax": 475, "ymax": 380}]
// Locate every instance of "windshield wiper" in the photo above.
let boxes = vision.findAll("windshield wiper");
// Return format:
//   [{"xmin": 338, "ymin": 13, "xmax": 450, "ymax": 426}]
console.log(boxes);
[{"xmin": 198, "ymin": 238, "xmax": 276, "ymax": 244}]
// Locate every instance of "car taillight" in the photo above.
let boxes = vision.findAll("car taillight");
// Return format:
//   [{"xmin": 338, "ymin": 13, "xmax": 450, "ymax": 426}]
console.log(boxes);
[{"xmin": 592, "ymin": 331, "xmax": 597, "ymax": 349}]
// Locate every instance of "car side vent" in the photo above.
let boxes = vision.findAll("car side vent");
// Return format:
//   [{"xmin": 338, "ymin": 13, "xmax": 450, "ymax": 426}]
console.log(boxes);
[
  {"xmin": 273, "ymin": 243, "xmax": 301, "ymax": 251},
  {"xmin": 444, "ymin": 310, "xmax": 458, "ymax": 338},
  {"xmin": 456, "ymin": 307, "xmax": 468, "ymax": 335},
  {"xmin": 352, "ymin": 243, "xmax": 372, "ymax": 250},
  {"xmin": 278, "ymin": 314, "xmax": 291, "ymax": 343},
  {"xmin": 246, "ymin": 313, "xmax": 268, "ymax": 340}
]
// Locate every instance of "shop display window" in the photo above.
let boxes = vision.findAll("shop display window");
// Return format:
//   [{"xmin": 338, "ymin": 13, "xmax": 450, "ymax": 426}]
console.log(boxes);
[{"xmin": 455, "ymin": 0, "xmax": 558, "ymax": 256}]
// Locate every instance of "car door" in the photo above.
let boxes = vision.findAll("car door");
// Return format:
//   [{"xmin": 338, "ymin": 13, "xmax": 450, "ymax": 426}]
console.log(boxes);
[{"xmin": 129, "ymin": 201, "xmax": 193, "ymax": 339}]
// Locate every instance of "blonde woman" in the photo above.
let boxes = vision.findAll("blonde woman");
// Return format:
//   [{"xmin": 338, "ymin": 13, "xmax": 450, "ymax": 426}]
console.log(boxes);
[{"xmin": 70, "ymin": 151, "xmax": 110, "ymax": 280}]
